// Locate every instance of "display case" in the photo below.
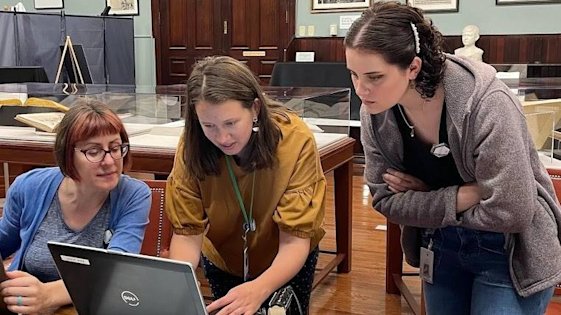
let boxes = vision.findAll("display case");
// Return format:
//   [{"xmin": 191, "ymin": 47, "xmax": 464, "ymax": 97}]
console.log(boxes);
[
  {"xmin": 0, "ymin": 83, "xmax": 355, "ymax": 283},
  {"xmin": 0, "ymin": 83, "xmax": 351, "ymax": 152},
  {"xmin": 500, "ymin": 77, "xmax": 561, "ymax": 168}
]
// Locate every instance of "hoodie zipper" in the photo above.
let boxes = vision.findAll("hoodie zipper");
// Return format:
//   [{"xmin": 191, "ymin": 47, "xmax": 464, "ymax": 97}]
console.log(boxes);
[{"xmin": 460, "ymin": 111, "xmax": 474, "ymax": 178}]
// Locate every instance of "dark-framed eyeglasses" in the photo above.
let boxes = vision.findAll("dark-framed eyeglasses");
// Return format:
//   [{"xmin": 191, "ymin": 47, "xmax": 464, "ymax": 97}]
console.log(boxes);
[{"xmin": 74, "ymin": 143, "xmax": 130, "ymax": 163}]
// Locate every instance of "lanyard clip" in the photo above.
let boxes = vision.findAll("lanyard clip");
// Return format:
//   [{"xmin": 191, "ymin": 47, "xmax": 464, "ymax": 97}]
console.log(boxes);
[{"xmin": 243, "ymin": 218, "xmax": 256, "ymax": 232}]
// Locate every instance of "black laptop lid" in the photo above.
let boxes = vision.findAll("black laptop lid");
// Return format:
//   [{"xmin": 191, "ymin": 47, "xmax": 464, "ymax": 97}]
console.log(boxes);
[{"xmin": 48, "ymin": 242, "xmax": 207, "ymax": 315}]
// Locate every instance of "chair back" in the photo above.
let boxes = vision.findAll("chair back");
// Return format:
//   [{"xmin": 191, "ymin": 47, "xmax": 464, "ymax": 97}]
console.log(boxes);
[
  {"xmin": 140, "ymin": 179, "xmax": 173, "ymax": 258},
  {"xmin": 546, "ymin": 168, "xmax": 561, "ymax": 295}
]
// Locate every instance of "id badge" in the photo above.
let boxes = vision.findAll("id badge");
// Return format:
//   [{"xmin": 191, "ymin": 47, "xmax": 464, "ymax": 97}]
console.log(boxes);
[{"xmin": 420, "ymin": 247, "xmax": 434, "ymax": 284}]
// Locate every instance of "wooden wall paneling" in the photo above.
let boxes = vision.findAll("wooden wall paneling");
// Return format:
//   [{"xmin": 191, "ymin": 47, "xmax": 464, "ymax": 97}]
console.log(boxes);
[
  {"xmin": 546, "ymin": 36, "xmax": 561, "ymax": 63},
  {"xmin": 288, "ymin": 34, "xmax": 561, "ymax": 65}
]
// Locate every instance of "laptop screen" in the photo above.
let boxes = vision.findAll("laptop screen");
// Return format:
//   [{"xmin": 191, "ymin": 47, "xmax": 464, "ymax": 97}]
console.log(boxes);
[{"xmin": 48, "ymin": 242, "xmax": 208, "ymax": 315}]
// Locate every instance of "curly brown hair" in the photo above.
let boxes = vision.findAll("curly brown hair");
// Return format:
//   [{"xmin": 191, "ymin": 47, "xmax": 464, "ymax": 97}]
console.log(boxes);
[{"xmin": 344, "ymin": 1, "xmax": 446, "ymax": 98}]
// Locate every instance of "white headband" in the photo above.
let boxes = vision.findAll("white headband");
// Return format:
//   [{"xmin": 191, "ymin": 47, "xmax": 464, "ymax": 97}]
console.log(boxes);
[{"xmin": 410, "ymin": 22, "xmax": 420, "ymax": 55}]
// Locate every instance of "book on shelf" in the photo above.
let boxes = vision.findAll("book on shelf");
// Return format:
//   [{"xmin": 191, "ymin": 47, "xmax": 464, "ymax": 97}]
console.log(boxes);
[{"xmin": 14, "ymin": 112, "xmax": 65, "ymax": 133}]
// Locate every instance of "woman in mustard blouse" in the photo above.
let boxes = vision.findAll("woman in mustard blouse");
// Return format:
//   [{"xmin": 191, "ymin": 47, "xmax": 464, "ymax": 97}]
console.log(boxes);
[{"xmin": 165, "ymin": 56, "xmax": 326, "ymax": 315}]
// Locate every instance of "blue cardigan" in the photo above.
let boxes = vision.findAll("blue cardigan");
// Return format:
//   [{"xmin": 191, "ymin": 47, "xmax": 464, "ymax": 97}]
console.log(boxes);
[{"xmin": 0, "ymin": 167, "xmax": 151, "ymax": 271}]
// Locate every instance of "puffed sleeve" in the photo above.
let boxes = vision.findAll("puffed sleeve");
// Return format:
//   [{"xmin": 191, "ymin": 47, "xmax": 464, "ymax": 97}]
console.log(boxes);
[
  {"xmin": 272, "ymin": 132, "xmax": 326, "ymax": 238},
  {"xmin": 165, "ymin": 134, "xmax": 207, "ymax": 235}
]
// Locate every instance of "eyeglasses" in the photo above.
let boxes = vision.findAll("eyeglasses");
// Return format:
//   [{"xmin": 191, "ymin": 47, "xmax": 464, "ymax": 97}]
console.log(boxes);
[{"xmin": 75, "ymin": 143, "xmax": 130, "ymax": 163}]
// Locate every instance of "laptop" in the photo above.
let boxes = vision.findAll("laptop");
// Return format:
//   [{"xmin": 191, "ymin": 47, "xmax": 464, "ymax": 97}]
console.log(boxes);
[
  {"xmin": 48, "ymin": 241, "xmax": 208, "ymax": 315},
  {"xmin": 0, "ymin": 256, "xmax": 16, "ymax": 315}
]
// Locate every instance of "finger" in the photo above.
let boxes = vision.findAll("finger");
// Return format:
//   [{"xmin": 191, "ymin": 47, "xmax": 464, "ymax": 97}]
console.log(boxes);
[
  {"xmin": 7, "ymin": 295, "xmax": 26, "ymax": 306},
  {"xmin": 6, "ymin": 270, "xmax": 30, "ymax": 279},
  {"xmin": 213, "ymin": 304, "xmax": 234, "ymax": 315},
  {"xmin": 388, "ymin": 183, "xmax": 408, "ymax": 193},
  {"xmin": 386, "ymin": 168, "xmax": 409, "ymax": 180},
  {"xmin": 383, "ymin": 174, "xmax": 409, "ymax": 189},
  {"xmin": 387, "ymin": 169, "xmax": 421, "ymax": 185},
  {"xmin": 207, "ymin": 295, "xmax": 233, "ymax": 313},
  {"xmin": 388, "ymin": 185, "xmax": 400, "ymax": 194},
  {"xmin": 2, "ymin": 285, "xmax": 35, "ymax": 297},
  {"xmin": 7, "ymin": 305, "xmax": 33, "ymax": 315},
  {"xmin": 383, "ymin": 173, "xmax": 403, "ymax": 187}
]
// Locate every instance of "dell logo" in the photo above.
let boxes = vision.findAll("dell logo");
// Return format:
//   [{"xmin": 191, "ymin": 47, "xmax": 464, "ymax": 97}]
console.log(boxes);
[{"xmin": 121, "ymin": 291, "xmax": 140, "ymax": 307}]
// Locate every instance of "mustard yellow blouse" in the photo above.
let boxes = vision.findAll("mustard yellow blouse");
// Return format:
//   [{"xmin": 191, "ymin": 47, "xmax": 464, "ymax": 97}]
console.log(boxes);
[{"xmin": 165, "ymin": 113, "xmax": 326, "ymax": 277}]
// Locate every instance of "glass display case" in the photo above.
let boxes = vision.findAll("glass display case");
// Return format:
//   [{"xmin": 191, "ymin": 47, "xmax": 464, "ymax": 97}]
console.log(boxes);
[
  {"xmin": 0, "ymin": 83, "xmax": 351, "ymax": 152},
  {"xmin": 0, "ymin": 84, "xmax": 355, "ymax": 281},
  {"xmin": 499, "ymin": 77, "xmax": 561, "ymax": 168}
]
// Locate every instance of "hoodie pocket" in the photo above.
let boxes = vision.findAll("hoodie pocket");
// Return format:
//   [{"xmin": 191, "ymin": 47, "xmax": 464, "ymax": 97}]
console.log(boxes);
[{"xmin": 510, "ymin": 195, "xmax": 561, "ymax": 296}]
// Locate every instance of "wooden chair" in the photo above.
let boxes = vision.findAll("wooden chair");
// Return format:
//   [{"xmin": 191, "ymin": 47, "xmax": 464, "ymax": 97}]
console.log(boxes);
[
  {"xmin": 140, "ymin": 179, "xmax": 173, "ymax": 258},
  {"xmin": 546, "ymin": 168, "xmax": 561, "ymax": 295}
]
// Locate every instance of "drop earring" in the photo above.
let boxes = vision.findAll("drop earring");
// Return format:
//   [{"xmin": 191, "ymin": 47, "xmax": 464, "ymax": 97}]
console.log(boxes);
[{"xmin": 252, "ymin": 117, "xmax": 259, "ymax": 132}]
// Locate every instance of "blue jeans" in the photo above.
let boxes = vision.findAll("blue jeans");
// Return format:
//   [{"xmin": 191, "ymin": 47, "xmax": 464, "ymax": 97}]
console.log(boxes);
[{"xmin": 422, "ymin": 226, "xmax": 554, "ymax": 315}]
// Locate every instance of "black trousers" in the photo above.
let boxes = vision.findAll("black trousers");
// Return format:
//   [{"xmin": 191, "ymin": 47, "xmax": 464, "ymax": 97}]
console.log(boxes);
[{"xmin": 202, "ymin": 247, "xmax": 319, "ymax": 315}]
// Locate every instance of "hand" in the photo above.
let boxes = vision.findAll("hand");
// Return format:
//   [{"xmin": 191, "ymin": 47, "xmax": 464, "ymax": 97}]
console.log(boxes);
[
  {"xmin": 456, "ymin": 182, "xmax": 481, "ymax": 213},
  {"xmin": 382, "ymin": 168, "xmax": 429, "ymax": 193},
  {"xmin": 206, "ymin": 281, "xmax": 269, "ymax": 315},
  {"xmin": 0, "ymin": 271, "xmax": 56, "ymax": 315}
]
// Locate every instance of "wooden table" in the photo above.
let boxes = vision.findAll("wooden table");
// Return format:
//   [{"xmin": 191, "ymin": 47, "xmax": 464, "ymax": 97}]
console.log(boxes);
[
  {"xmin": 0, "ymin": 136, "xmax": 354, "ymax": 289},
  {"xmin": 386, "ymin": 221, "xmax": 425, "ymax": 315}
]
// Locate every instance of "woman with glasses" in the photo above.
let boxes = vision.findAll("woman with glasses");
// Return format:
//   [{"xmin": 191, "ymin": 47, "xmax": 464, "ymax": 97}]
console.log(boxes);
[
  {"xmin": 0, "ymin": 101, "xmax": 151, "ymax": 314},
  {"xmin": 166, "ymin": 56, "xmax": 326, "ymax": 315}
]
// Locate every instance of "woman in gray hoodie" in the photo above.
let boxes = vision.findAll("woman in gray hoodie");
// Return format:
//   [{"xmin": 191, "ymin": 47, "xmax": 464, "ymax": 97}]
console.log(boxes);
[{"xmin": 345, "ymin": 2, "xmax": 561, "ymax": 314}]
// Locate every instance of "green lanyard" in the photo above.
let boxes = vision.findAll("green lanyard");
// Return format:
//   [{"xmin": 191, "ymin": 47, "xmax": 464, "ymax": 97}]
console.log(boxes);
[
  {"xmin": 225, "ymin": 155, "xmax": 256, "ymax": 281},
  {"xmin": 225, "ymin": 155, "xmax": 256, "ymax": 231}
]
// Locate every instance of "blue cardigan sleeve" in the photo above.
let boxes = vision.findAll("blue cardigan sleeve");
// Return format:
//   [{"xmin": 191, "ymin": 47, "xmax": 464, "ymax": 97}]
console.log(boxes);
[{"xmin": 106, "ymin": 175, "xmax": 151, "ymax": 253}]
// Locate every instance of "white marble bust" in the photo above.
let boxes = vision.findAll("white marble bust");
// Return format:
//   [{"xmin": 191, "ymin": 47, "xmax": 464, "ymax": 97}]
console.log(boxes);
[{"xmin": 454, "ymin": 25, "xmax": 484, "ymax": 62}]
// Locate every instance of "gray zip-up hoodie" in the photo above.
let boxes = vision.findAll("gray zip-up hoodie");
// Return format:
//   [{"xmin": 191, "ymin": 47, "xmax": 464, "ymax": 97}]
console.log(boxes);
[{"xmin": 361, "ymin": 53, "xmax": 561, "ymax": 297}]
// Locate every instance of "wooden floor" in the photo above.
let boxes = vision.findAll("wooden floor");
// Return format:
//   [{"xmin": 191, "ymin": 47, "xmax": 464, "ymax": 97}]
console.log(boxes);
[
  {"xmin": 6, "ymin": 166, "xmax": 558, "ymax": 314},
  {"xmin": 310, "ymin": 171, "xmax": 561, "ymax": 315},
  {"xmin": 308, "ymin": 172, "xmax": 419, "ymax": 315}
]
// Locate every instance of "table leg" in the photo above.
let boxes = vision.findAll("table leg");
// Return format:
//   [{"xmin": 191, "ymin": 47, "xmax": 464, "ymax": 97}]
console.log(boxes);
[
  {"xmin": 386, "ymin": 220, "xmax": 402, "ymax": 294},
  {"xmin": 334, "ymin": 160, "xmax": 352, "ymax": 273}
]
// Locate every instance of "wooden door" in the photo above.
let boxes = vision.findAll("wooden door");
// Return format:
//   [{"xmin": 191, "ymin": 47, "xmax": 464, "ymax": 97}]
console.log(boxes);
[
  {"xmin": 223, "ymin": 0, "xmax": 293, "ymax": 83},
  {"xmin": 152, "ymin": 0, "xmax": 294, "ymax": 85},
  {"xmin": 153, "ymin": 0, "xmax": 222, "ymax": 85}
]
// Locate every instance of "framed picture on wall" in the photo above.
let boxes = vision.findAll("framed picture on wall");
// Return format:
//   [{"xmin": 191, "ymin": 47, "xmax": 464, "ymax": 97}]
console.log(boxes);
[
  {"xmin": 34, "ymin": 0, "xmax": 64, "ymax": 9},
  {"xmin": 106, "ymin": 0, "xmax": 139, "ymax": 15},
  {"xmin": 311, "ymin": 0, "xmax": 371, "ymax": 13},
  {"xmin": 407, "ymin": 0, "xmax": 459, "ymax": 12},
  {"xmin": 496, "ymin": 0, "xmax": 561, "ymax": 4}
]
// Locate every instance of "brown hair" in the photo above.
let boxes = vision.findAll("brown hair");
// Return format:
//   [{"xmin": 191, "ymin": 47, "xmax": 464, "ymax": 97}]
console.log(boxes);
[
  {"xmin": 344, "ymin": 1, "xmax": 445, "ymax": 98},
  {"xmin": 184, "ymin": 55, "xmax": 290, "ymax": 179},
  {"xmin": 54, "ymin": 100, "xmax": 131, "ymax": 180}
]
